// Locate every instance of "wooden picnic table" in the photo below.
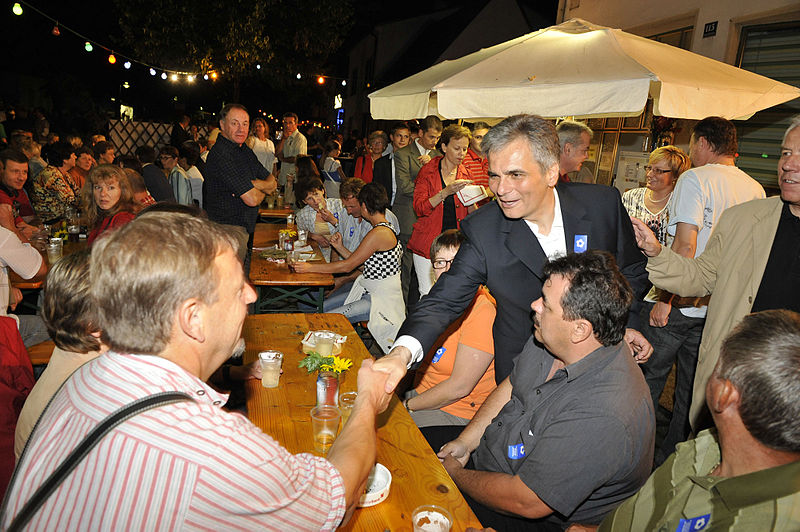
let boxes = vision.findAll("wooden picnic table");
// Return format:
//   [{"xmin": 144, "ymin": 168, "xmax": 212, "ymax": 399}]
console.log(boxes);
[
  {"xmin": 243, "ymin": 312, "xmax": 482, "ymax": 531},
  {"xmin": 258, "ymin": 205, "xmax": 294, "ymax": 221},
  {"xmin": 11, "ymin": 238, "xmax": 88, "ymax": 290},
  {"xmin": 250, "ymin": 224, "xmax": 333, "ymax": 312}
]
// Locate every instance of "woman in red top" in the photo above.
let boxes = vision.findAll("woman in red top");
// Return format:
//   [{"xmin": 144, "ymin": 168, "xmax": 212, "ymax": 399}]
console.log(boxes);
[
  {"xmin": 82, "ymin": 165, "xmax": 137, "ymax": 245},
  {"xmin": 353, "ymin": 130, "xmax": 388, "ymax": 184},
  {"xmin": 407, "ymin": 124, "xmax": 473, "ymax": 296}
]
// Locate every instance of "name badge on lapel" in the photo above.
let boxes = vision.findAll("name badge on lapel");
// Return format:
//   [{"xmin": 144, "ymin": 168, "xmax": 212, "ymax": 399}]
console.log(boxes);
[
  {"xmin": 675, "ymin": 514, "xmax": 710, "ymax": 532},
  {"xmin": 574, "ymin": 235, "xmax": 588, "ymax": 253}
]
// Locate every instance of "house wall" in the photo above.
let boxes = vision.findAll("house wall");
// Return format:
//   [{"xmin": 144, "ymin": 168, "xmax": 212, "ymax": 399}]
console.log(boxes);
[{"xmin": 558, "ymin": 0, "xmax": 800, "ymax": 64}]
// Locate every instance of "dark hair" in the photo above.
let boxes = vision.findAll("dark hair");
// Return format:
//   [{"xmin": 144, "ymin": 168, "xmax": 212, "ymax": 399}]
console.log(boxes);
[
  {"xmin": 716, "ymin": 310, "xmax": 800, "ymax": 452},
  {"xmin": 159, "ymin": 145, "xmax": 179, "ymax": 159},
  {"xmin": 357, "ymin": 182, "xmax": 388, "ymax": 215},
  {"xmin": 441, "ymin": 124, "xmax": 471, "ymax": 146},
  {"xmin": 542, "ymin": 251, "xmax": 632, "ymax": 346},
  {"xmin": 296, "ymin": 178, "xmax": 325, "ymax": 208},
  {"xmin": 482, "ymin": 115, "xmax": 560, "ymax": 175},
  {"xmin": 0, "ymin": 148, "xmax": 28, "ymax": 166},
  {"xmin": 420, "ymin": 115, "xmax": 443, "ymax": 133},
  {"xmin": 390, "ymin": 122, "xmax": 410, "ymax": 135},
  {"xmin": 220, "ymin": 103, "xmax": 248, "ymax": 121},
  {"xmin": 430, "ymin": 229, "xmax": 465, "ymax": 259},
  {"xmin": 470, "ymin": 122, "xmax": 491, "ymax": 132},
  {"xmin": 42, "ymin": 249, "xmax": 100, "ymax": 353},
  {"xmin": 92, "ymin": 141, "xmax": 114, "ymax": 160},
  {"xmin": 124, "ymin": 168, "xmax": 147, "ymax": 194},
  {"xmin": 75, "ymin": 146, "xmax": 94, "ymax": 159},
  {"xmin": 692, "ymin": 116, "xmax": 738, "ymax": 156},
  {"xmin": 137, "ymin": 201, "xmax": 207, "ymax": 219},
  {"xmin": 282, "ymin": 112, "xmax": 298, "ymax": 121},
  {"xmin": 179, "ymin": 141, "xmax": 201, "ymax": 166},
  {"xmin": 295, "ymin": 154, "xmax": 320, "ymax": 185},
  {"xmin": 135, "ymin": 145, "xmax": 157, "ymax": 164},
  {"xmin": 118, "ymin": 155, "xmax": 143, "ymax": 174},
  {"xmin": 42, "ymin": 141, "xmax": 75, "ymax": 168},
  {"xmin": 339, "ymin": 177, "xmax": 365, "ymax": 199}
]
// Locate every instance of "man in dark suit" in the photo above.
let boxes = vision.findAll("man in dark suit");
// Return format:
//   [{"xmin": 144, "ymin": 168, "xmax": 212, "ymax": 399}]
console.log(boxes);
[
  {"xmin": 392, "ymin": 115, "xmax": 443, "ymax": 303},
  {"xmin": 135, "ymin": 145, "xmax": 175, "ymax": 203},
  {"xmin": 373, "ymin": 115, "xmax": 652, "ymax": 389},
  {"xmin": 373, "ymin": 121, "xmax": 411, "ymax": 205}
]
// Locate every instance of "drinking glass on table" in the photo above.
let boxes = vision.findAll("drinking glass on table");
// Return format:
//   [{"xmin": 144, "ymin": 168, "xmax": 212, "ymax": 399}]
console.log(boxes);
[
  {"xmin": 338, "ymin": 391, "xmax": 357, "ymax": 425},
  {"xmin": 46, "ymin": 238, "xmax": 63, "ymax": 262},
  {"xmin": 310, "ymin": 405, "xmax": 341, "ymax": 455},
  {"xmin": 297, "ymin": 229, "xmax": 308, "ymax": 247},
  {"xmin": 258, "ymin": 350, "xmax": 283, "ymax": 388},
  {"xmin": 313, "ymin": 330, "xmax": 336, "ymax": 356}
]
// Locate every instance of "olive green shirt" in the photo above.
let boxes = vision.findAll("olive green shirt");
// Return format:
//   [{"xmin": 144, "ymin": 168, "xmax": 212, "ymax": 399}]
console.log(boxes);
[{"xmin": 599, "ymin": 429, "xmax": 800, "ymax": 531}]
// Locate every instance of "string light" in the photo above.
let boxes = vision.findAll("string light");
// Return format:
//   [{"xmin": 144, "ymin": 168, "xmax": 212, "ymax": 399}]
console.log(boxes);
[
  {"xmin": 84, "ymin": 41, "xmax": 93, "ymax": 52},
  {"xmin": 161, "ymin": 73, "xmax": 167, "ymax": 80},
  {"xmin": 124, "ymin": 61, "xmax": 131, "ymax": 69},
  {"xmin": 296, "ymin": 73, "xmax": 301, "ymax": 80},
  {"xmin": 150, "ymin": 68, "xmax": 157, "ymax": 76},
  {"xmin": 317, "ymin": 76, "xmax": 325, "ymax": 85},
  {"xmin": 51, "ymin": 24, "xmax": 60, "ymax": 36},
  {"xmin": 12, "ymin": 3, "xmax": 22, "ymax": 15},
  {"xmin": 256, "ymin": 64, "xmax": 261, "ymax": 70},
  {"xmin": 341, "ymin": 80, "xmax": 346, "ymax": 86},
  {"xmin": 203, "ymin": 74, "xmax": 209, "ymax": 80},
  {"xmin": 170, "ymin": 73, "xmax": 178, "ymax": 81},
  {"xmin": 108, "ymin": 53, "xmax": 116, "ymax": 64},
  {"xmin": 187, "ymin": 75, "xmax": 195, "ymax": 83}
]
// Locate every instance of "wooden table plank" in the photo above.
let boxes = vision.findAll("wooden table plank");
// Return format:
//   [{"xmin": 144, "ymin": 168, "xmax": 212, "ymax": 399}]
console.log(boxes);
[
  {"xmin": 250, "ymin": 224, "xmax": 332, "ymax": 287},
  {"xmin": 243, "ymin": 313, "xmax": 482, "ymax": 531},
  {"xmin": 258, "ymin": 206, "xmax": 293, "ymax": 219}
]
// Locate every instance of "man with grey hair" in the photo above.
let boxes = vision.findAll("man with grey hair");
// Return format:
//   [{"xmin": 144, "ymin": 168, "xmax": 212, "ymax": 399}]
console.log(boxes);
[
  {"xmin": 599, "ymin": 309, "xmax": 800, "ymax": 531},
  {"xmin": 631, "ymin": 114, "xmax": 800, "ymax": 430},
  {"xmin": 3, "ymin": 213, "xmax": 392, "ymax": 530},
  {"xmin": 374, "ymin": 114, "xmax": 650, "ymax": 390},
  {"xmin": 555, "ymin": 119, "xmax": 592, "ymax": 182}
]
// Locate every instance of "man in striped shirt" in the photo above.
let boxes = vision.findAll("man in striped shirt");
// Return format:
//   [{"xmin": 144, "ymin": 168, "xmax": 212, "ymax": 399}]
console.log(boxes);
[{"xmin": 3, "ymin": 212, "xmax": 391, "ymax": 531}]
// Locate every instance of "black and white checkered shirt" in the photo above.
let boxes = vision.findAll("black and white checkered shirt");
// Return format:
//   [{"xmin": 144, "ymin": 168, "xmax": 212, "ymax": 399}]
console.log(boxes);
[{"xmin": 363, "ymin": 222, "xmax": 402, "ymax": 280}]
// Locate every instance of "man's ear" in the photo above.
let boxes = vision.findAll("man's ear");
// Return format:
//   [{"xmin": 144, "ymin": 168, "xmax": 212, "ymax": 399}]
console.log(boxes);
[
  {"xmin": 177, "ymin": 298, "xmax": 205, "ymax": 343},
  {"xmin": 708, "ymin": 377, "xmax": 740, "ymax": 414},
  {"xmin": 571, "ymin": 319, "xmax": 593, "ymax": 344},
  {"xmin": 545, "ymin": 162, "xmax": 560, "ymax": 187}
]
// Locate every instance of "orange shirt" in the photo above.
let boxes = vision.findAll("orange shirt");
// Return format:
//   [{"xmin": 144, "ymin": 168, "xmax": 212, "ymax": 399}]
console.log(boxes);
[{"xmin": 414, "ymin": 287, "xmax": 496, "ymax": 419}]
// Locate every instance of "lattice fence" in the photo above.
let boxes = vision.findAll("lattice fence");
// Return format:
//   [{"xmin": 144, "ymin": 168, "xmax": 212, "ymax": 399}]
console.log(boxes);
[{"xmin": 108, "ymin": 119, "xmax": 172, "ymax": 156}]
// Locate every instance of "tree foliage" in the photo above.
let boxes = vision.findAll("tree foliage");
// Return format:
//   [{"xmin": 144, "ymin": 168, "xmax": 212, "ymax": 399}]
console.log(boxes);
[{"xmin": 114, "ymin": 0, "xmax": 353, "ymax": 97}]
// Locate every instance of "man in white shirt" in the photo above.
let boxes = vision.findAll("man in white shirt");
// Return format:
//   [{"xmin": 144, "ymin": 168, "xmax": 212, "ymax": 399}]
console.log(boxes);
[
  {"xmin": 0, "ymin": 226, "xmax": 47, "ymax": 346},
  {"xmin": 276, "ymin": 112, "xmax": 307, "ymax": 187},
  {"xmin": 639, "ymin": 116, "xmax": 765, "ymax": 465}
]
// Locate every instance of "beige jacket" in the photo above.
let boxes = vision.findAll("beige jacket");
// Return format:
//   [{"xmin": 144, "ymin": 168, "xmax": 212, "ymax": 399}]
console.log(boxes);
[{"xmin": 646, "ymin": 195, "xmax": 783, "ymax": 427}]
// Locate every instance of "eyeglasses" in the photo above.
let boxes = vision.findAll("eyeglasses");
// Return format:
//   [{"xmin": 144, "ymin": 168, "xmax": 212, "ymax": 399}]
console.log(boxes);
[
  {"xmin": 159, "ymin": 155, "xmax": 175, "ymax": 160},
  {"xmin": 644, "ymin": 166, "xmax": 672, "ymax": 175},
  {"xmin": 432, "ymin": 259, "xmax": 454, "ymax": 270}
]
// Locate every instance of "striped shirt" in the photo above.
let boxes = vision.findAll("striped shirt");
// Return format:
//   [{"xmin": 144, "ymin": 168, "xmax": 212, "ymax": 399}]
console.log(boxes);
[
  {"xmin": 462, "ymin": 148, "xmax": 488, "ymax": 187},
  {"xmin": 4, "ymin": 352, "xmax": 346, "ymax": 531}
]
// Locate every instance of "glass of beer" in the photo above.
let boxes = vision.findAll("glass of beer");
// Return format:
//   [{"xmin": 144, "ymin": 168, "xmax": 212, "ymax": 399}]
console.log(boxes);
[
  {"xmin": 310, "ymin": 405, "xmax": 340, "ymax": 455},
  {"xmin": 258, "ymin": 351, "xmax": 283, "ymax": 388},
  {"xmin": 338, "ymin": 391, "xmax": 357, "ymax": 425}
]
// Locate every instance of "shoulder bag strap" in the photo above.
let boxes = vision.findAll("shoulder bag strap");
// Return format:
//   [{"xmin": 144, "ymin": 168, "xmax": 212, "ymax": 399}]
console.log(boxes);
[{"xmin": 3, "ymin": 391, "xmax": 194, "ymax": 531}]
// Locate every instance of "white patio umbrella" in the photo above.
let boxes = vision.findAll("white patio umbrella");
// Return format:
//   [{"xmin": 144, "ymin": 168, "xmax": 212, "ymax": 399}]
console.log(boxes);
[{"xmin": 368, "ymin": 18, "xmax": 800, "ymax": 121}]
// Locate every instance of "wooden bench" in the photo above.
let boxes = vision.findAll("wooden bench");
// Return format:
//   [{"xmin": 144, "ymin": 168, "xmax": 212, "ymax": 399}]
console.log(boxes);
[{"xmin": 27, "ymin": 340, "xmax": 55, "ymax": 366}]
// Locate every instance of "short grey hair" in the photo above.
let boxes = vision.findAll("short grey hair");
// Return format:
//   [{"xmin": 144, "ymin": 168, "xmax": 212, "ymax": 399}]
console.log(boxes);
[
  {"xmin": 782, "ymin": 114, "xmax": 800, "ymax": 146},
  {"xmin": 716, "ymin": 310, "xmax": 800, "ymax": 452},
  {"xmin": 556, "ymin": 120, "xmax": 593, "ymax": 151},
  {"xmin": 90, "ymin": 212, "xmax": 240, "ymax": 355},
  {"xmin": 481, "ymin": 115, "xmax": 560, "ymax": 175}
]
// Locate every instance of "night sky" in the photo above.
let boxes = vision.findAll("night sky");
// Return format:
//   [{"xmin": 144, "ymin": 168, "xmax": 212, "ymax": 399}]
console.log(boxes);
[{"xmin": 0, "ymin": 0, "xmax": 556, "ymax": 134}]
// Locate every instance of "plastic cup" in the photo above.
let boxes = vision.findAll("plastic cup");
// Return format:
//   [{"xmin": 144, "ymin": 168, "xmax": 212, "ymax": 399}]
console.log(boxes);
[
  {"xmin": 258, "ymin": 351, "xmax": 283, "ymax": 388},
  {"xmin": 310, "ymin": 405, "xmax": 341, "ymax": 455},
  {"xmin": 412, "ymin": 505, "xmax": 453, "ymax": 532},
  {"xmin": 338, "ymin": 391, "xmax": 357, "ymax": 425},
  {"xmin": 297, "ymin": 229, "xmax": 308, "ymax": 247},
  {"xmin": 286, "ymin": 250, "xmax": 300, "ymax": 272},
  {"xmin": 45, "ymin": 238, "xmax": 63, "ymax": 263},
  {"xmin": 313, "ymin": 330, "xmax": 336, "ymax": 357}
]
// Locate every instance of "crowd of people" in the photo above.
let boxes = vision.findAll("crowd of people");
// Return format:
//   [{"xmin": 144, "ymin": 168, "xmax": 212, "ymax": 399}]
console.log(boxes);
[{"xmin": 0, "ymin": 101, "xmax": 798, "ymax": 531}]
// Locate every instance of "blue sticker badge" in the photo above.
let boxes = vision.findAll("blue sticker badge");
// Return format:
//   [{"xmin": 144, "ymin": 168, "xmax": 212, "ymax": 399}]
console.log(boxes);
[
  {"xmin": 507, "ymin": 443, "xmax": 526, "ymax": 460},
  {"xmin": 431, "ymin": 347, "xmax": 446, "ymax": 363},
  {"xmin": 675, "ymin": 514, "xmax": 711, "ymax": 532},
  {"xmin": 349, "ymin": 227, "xmax": 355, "ymax": 237},
  {"xmin": 574, "ymin": 234, "xmax": 588, "ymax": 253},
  {"xmin": 334, "ymin": 212, "xmax": 339, "ymax": 220}
]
